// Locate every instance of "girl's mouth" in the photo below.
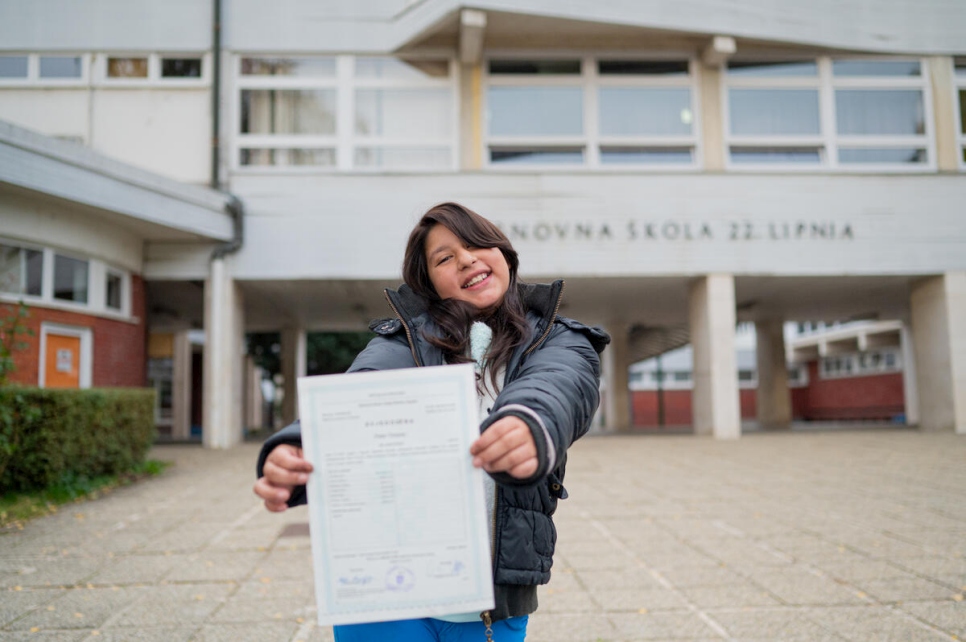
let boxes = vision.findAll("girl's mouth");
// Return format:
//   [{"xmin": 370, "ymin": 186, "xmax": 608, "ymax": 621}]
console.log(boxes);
[{"xmin": 462, "ymin": 272, "xmax": 490, "ymax": 288}]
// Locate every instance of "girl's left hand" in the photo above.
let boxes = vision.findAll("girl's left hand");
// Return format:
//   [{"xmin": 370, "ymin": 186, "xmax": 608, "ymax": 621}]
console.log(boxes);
[{"xmin": 470, "ymin": 416, "xmax": 538, "ymax": 479}]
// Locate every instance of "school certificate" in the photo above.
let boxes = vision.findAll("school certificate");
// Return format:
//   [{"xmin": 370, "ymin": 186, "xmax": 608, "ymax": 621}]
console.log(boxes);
[{"xmin": 297, "ymin": 364, "xmax": 494, "ymax": 626}]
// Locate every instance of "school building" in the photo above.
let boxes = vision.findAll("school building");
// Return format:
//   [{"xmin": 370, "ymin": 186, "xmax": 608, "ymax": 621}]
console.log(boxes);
[{"xmin": 1, "ymin": 0, "xmax": 965, "ymax": 447}]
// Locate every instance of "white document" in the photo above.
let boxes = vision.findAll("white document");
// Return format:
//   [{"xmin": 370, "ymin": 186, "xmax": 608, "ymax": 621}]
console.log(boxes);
[{"xmin": 297, "ymin": 364, "xmax": 494, "ymax": 627}]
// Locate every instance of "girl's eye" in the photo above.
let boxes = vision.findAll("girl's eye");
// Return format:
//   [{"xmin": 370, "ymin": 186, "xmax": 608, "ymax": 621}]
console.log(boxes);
[{"xmin": 436, "ymin": 256, "xmax": 451, "ymax": 266}]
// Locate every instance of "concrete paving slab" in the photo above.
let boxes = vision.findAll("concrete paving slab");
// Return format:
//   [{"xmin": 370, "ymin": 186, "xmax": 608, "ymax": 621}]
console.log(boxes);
[{"xmin": 0, "ymin": 431, "xmax": 963, "ymax": 641}]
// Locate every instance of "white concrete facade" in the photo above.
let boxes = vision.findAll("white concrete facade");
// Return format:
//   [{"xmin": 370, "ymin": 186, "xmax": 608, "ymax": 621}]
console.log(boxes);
[{"xmin": 2, "ymin": 0, "xmax": 966, "ymax": 445}]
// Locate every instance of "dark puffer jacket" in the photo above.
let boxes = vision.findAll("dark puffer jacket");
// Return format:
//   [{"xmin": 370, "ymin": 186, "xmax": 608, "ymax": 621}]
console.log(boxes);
[{"xmin": 256, "ymin": 280, "xmax": 609, "ymax": 622}]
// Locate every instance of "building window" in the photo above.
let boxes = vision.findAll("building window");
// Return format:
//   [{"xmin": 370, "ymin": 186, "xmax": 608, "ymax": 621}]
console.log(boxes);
[
  {"xmin": 0, "ymin": 243, "xmax": 43, "ymax": 297},
  {"xmin": 0, "ymin": 55, "xmax": 28, "ymax": 78},
  {"xmin": 956, "ymin": 57, "xmax": 966, "ymax": 168},
  {"xmin": 724, "ymin": 57, "xmax": 932, "ymax": 171},
  {"xmin": 107, "ymin": 57, "xmax": 149, "ymax": 78},
  {"xmin": 53, "ymin": 254, "xmax": 89, "ymax": 304},
  {"xmin": 485, "ymin": 57, "xmax": 698, "ymax": 168},
  {"xmin": 105, "ymin": 271, "xmax": 123, "ymax": 311},
  {"xmin": 0, "ymin": 53, "xmax": 89, "ymax": 85},
  {"xmin": 39, "ymin": 55, "xmax": 83, "ymax": 79},
  {"xmin": 819, "ymin": 349, "xmax": 902, "ymax": 379},
  {"xmin": 161, "ymin": 57, "xmax": 202, "ymax": 78},
  {"xmin": 235, "ymin": 55, "xmax": 456, "ymax": 171}
]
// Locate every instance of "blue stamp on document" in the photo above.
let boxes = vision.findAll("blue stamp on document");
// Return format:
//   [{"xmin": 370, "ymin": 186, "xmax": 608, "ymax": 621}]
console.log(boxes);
[{"xmin": 386, "ymin": 566, "xmax": 416, "ymax": 592}]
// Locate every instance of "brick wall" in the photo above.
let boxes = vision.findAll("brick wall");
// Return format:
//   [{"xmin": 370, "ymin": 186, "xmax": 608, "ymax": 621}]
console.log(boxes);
[
  {"xmin": 1, "ymin": 275, "xmax": 147, "ymax": 388},
  {"xmin": 632, "ymin": 388, "xmax": 758, "ymax": 428},
  {"xmin": 795, "ymin": 361, "xmax": 905, "ymax": 421}
]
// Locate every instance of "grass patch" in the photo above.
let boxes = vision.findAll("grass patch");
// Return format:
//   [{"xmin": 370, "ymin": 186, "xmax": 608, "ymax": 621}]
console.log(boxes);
[{"xmin": 0, "ymin": 459, "xmax": 171, "ymax": 531}]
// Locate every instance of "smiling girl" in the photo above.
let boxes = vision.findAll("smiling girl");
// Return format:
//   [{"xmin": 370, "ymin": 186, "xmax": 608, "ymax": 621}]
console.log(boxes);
[{"xmin": 254, "ymin": 202, "xmax": 609, "ymax": 641}]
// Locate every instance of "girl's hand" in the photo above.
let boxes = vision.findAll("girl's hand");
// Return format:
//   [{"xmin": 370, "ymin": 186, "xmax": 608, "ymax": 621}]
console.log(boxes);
[
  {"xmin": 253, "ymin": 444, "xmax": 313, "ymax": 512},
  {"xmin": 470, "ymin": 416, "xmax": 538, "ymax": 479}
]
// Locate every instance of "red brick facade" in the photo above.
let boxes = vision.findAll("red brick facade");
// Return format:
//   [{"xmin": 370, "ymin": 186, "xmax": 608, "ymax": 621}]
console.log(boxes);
[
  {"xmin": 1, "ymin": 275, "xmax": 146, "ymax": 388},
  {"xmin": 631, "ymin": 361, "xmax": 905, "ymax": 429}
]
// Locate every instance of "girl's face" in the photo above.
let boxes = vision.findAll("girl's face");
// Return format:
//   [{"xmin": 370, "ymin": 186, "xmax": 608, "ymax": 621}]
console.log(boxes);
[{"xmin": 424, "ymin": 224, "xmax": 510, "ymax": 312}]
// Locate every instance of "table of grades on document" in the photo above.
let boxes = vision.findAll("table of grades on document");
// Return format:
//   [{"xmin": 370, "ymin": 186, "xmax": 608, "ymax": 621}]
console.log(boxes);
[{"xmin": 297, "ymin": 364, "xmax": 494, "ymax": 626}]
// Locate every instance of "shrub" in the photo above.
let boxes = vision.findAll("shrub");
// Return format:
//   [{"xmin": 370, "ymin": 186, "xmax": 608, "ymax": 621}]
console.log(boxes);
[{"xmin": 0, "ymin": 387, "xmax": 156, "ymax": 493}]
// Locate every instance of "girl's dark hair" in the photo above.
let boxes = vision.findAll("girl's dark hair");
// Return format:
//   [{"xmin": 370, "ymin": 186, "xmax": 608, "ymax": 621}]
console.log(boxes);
[{"xmin": 402, "ymin": 202, "xmax": 530, "ymax": 392}]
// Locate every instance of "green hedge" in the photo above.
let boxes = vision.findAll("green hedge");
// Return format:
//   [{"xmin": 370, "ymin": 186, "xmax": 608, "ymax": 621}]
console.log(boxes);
[{"xmin": 0, "ymin": 387, "xmax": 156, "ymax": 493}]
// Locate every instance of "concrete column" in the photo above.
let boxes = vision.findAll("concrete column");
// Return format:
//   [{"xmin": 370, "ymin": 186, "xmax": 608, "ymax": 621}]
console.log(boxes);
[
  {"xmin": 459, "ymin": 62, "xmax": 483, "ymax": 170},
  {"xmin": 698, "ymin": 63, "xmax": 726, "ymax": 171},
  {"xmin": 202, "ymin": 257, "xmax": 246, "ymax": 449},
  {"xmin": 900, "ymin": 323, "xmax": 920, "ymax": 426},
  {"xmin": 755, "ymin": 319, "xmax": 792, "ymax": 429},
  {"xmin": 910, "ymin": 272, "xmax": 966, "ymax": 433},
  {"xmin": 171, "ymin": 329, "xmax": 192, "ymax": 440},
  {"xmin": 603, "ymin": 323, "xmax": 631, "ymax": 432},
  {"xmin": 281, "ymin": 326, "xmax": 307, "ymax": 425},
  {"xmin": 689, "ymin": 275, "xmax": 740, "ymax": 439},
  {"xmin": 927, "ymin": 57, "xmax": 960, "ymax": 172}
]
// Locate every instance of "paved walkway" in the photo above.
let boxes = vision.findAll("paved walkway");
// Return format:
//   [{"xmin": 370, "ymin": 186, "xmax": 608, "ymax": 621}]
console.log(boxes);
[{"xmin": 1, "ymin": 429, "xmax": 964, "ymax": 641}]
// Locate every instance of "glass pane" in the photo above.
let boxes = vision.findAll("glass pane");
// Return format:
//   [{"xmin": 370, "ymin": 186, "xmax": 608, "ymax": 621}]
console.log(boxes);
[
  {"xmin": 956, "ymin": 58, "xmax": 966, "ymax": 77},
  {"xmin": 599, "ymin": 88, "xmax": 692, "ymax": 136},
  {"xmin": 162, "ymin": 58, "xmax": 202, "ymax": 78},
  {"xmin": 833, "ymin": 60, "xmax": 921, "ymax": 77},
  {"xmin": 598, "ymin": 60, "xmax": 689, "ymax": 76},
  {"xmin": 959, "ymin": 90, "xmax": 966, "ymax": 134},
  {"xmin": 0, "ymin": 55, "xmax": 28, "ymax": 78},
  {"xmin": 487, "ymin": 87, "xmax": 582, "ymax": 136},
  {"xmin": 106, "ymin": 273, "xmax": 122, "ymax": 310},
  {"xmin": 729, "ymin": 89, "xmax": 820, "ymax": 135},
  {"xmin": 240, "ymin": 90, "xmax": 336, "ymax": 134},
  {"xmin": 730, "ymin": 147, "xmax": 822, "ymax": 164},
  {"xmin": 490, "ymin": 148, "xmax": 584, "ymax": 165},
  {"xmin": 355, "ymin": 89, "xmax": 451, "ymax": 138},
  {"xmin": 600, "ymin": 147, "xmax": 693, "ymax": 164},
  {"xmin": 239, "ymin": 148, "xmax": 336, "ymax": 167},
  {"xmin": 54, "ymin": 255, "xmax": 89, "ymax": 303},
  {"xmin": 354, "ymin": 147, "xmax": 451, "ymax": 169},
  {"xmin": 355, "ymin": 57, "xmax": 449, "ymax": 79},
  {"xmin": 489, "ymin": 60, "xmax": 580, "ymax": 75},
  {"xmin": 836, "ymin": 90, "xmax": 924, "ymax": 135},
  {"xmin": 727, "ymin": 61, "xmax": 817, "ymax": 77},
  {"xmin": 39, "ymin": 56, "xmax": 82, "ymax": 78},
  {"xmin": 107, "ymin": 57, "xmax": 148, "ymax": 78},
  {"xmin": 838, "ymin": 147, "xmax": 926, "ymax": 164},
  {"xmin": 240, "ymin": 57, "xmax": 336, "ymax": 77},
  {"xmin": 0, "ymin": 245, "xmax": 42, "ymax": 295}
]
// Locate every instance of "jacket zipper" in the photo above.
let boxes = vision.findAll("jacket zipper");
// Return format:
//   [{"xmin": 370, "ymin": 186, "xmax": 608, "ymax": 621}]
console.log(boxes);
[
  {"xmin": 522, "ymin": 280, "xmax": 565, "ymax": 358},
  {"xmin": 384, "ymin": 290, "xmax": 423, "ymax": 367}
]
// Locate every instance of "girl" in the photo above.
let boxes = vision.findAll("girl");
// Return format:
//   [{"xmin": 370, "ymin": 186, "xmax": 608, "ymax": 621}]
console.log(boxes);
[{"xmin": 254, "ymin": 202, "xmax": 608, "ymax": 641}]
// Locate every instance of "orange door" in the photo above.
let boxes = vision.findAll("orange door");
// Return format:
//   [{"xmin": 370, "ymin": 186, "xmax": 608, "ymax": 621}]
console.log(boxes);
[{"xmin": 45, "ymin": 334, "xmax": 81, "ymax": 388}]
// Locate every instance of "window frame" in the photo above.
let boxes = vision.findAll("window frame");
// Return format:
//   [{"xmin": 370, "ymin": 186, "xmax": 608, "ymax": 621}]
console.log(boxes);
[
  {"xmin": 0, "ymin": 239, "xmax": 132, "ymax": 319},
  {"xmin": 955, "ymin": 57, "xmax": 966, "ymax": 171},
  {"xmin": 233, "ymin": 53, "xmax": 459, "ymax": 174},
  {"xmin": 0, "ymin": 53, "xmax": 91, "ymax": 87},
  {"xmin": 722, "ymin": 56, "xmax": 935, "ymax": 173},
  {"xmin": 94, "ymin": 52, "xmax": 210, "ymax": 87},
  {"xmin": 482, "ymin": 53, "xmax": 702, "ymax": 171}
]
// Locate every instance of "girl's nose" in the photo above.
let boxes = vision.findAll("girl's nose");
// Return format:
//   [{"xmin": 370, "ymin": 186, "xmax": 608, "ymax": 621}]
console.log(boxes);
[{"xmin": 457, "ymin": 247, "xmax": 477, "ymax": 268}]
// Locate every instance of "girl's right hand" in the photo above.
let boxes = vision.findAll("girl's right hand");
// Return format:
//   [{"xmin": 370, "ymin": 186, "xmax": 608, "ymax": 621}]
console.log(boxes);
[{"xmin": 253, "ymin": 444, "xmax": 314, "ymax": 512}]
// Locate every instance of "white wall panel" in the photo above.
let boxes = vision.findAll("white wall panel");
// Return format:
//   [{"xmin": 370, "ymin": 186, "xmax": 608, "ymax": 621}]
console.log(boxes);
[
  {"xmin": 216, "ymin": 173, "xmax": 966, "ymax": 282},
  {"xmin": 225, "ymin": 0, "xmax": 966, "ymax": 55},
  {"xmin": 91, "ymin": 90, "xmax": 210, "ymax": 184},
  {"xmin": 0, "ymin": 91, "xmax": 90, "ymax": 143},
  {"xmin": 0, "ymin": 0, "xmax": 211, "ymax": 51},
  {"xmin": 0, "ymin": 191, "xmax": 143, "ymax": 271}
]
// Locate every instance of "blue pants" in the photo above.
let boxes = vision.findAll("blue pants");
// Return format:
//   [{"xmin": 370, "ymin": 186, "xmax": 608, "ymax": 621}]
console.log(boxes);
[{"xmin": 333, "ymin": 615, "xmax": 528, "ymax": 641}]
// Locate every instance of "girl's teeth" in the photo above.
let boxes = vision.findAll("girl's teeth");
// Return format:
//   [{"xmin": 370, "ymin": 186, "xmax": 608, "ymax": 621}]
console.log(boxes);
[{"xmin": 464, "ymin": 273, "xmax": 488, "ymax": 288}]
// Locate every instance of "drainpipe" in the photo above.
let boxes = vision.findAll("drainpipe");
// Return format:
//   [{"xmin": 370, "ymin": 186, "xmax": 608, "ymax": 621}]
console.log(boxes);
[{"xmin": 210, "ymin": 0, "xmax": 245, "ymax": 258}]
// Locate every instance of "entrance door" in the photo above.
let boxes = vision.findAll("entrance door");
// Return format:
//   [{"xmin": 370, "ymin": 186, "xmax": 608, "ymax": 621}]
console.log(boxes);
[
  {"xmin": 45, "ymin": 334, "xmax": 81, "ymax": 388},
  {"xmin": 40, "ymin": 324, "xmax": 92, "ymax": 389}
]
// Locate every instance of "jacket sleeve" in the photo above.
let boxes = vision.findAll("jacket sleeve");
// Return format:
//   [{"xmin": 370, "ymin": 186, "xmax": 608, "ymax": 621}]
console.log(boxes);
[
  {"xmin": 254, "ymin": 331, "xmax": 416, "ymax": 507},
  {"xmin": 481, "ymin": 318, "xmax": 608, "ymax": 487}
]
